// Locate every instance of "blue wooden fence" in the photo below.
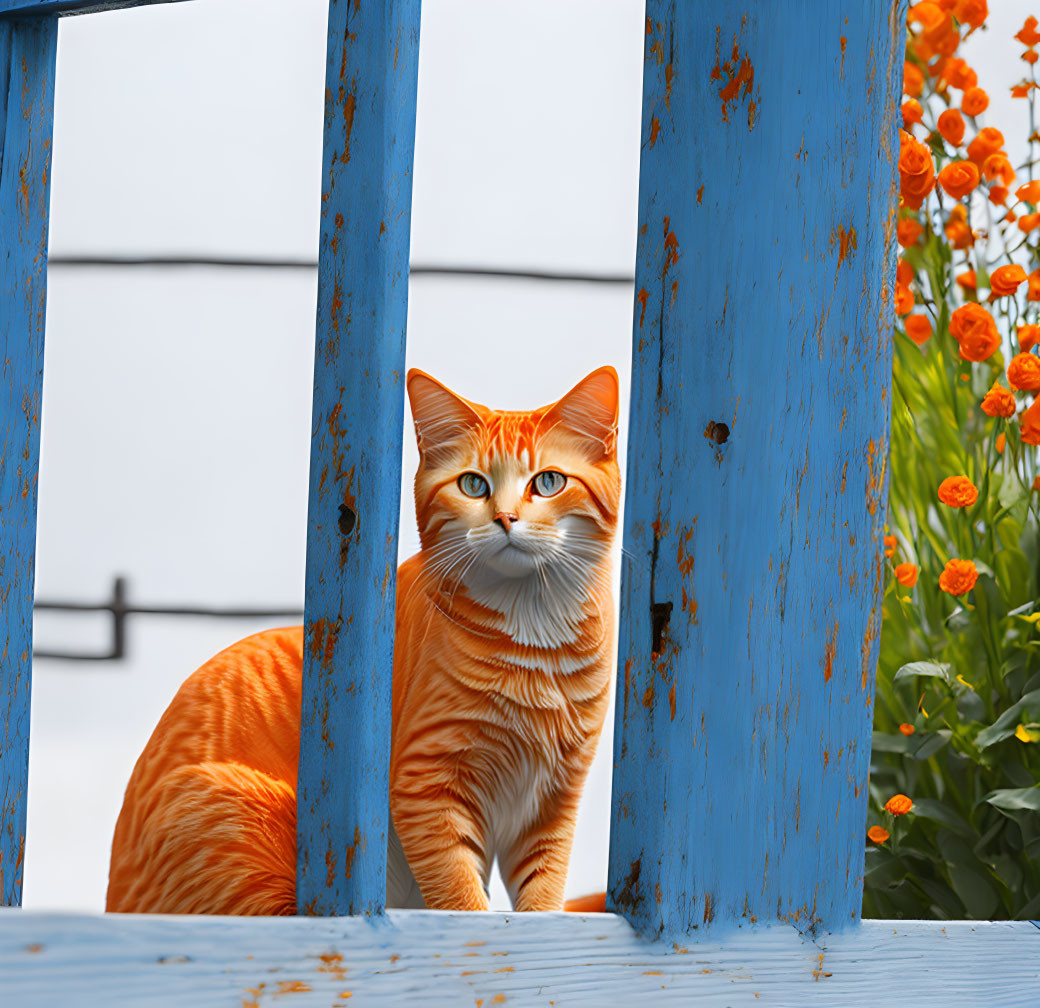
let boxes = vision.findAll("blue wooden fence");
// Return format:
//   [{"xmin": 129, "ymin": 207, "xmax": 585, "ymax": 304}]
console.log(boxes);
[{"xmin": 2, "ymin": 0, "xmax": 1038, "ymax": 1002}]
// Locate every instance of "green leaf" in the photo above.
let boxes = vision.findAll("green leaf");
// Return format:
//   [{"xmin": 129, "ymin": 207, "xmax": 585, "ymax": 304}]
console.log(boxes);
[
  {"xmin": 1013, "ymin": 890, "xmax": 1040, "ymax": 920},
  {"xmin": 864, "ymin": 851, "xmax": 907, "ymax": 890},
  {"xmin": 894, "ymin": 661, "xmax": 953, "ymax": 685},
  {"xmin": 976, "ymin": 688, "xmax": 1040, "ymax": 749},
  {"xmin": 999, "ymin": 475, "xmax": 1030, "ymax": 512},
  {"xmin": 871, "ymin": 730, "xmax": 916, "ymax": 754},
  {"xmin": 982, "ymin": 787, "xmax": 1040, "ymax": 812},
  {"xmin": 947, "ymin": 863, "xmax": 1000, "ymax": 918},
  {"xmin": 911, "ymin": 874, "xmax": 966, "ymax": 919},
  {"xmin": 912, "ymin": 730, "xmax": 952, "ymax": 760},
  {"xmin": 911, "ymin": 797, "xmax": 976, "ymax": 841}
]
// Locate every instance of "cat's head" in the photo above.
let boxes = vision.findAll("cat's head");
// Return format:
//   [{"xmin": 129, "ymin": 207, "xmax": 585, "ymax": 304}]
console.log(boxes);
[{"xmin": 406, "ymin": 368, "xmax": 621, "ymax": 591}]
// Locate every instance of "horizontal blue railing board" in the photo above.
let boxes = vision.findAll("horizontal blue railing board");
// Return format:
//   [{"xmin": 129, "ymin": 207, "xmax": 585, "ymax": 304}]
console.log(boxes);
[
  {"xmin": 297, "ymin": 0, "xmax": 421, "ymax": 916},
  {"xmin": 0, "ymin": 0, "xmax": 190, "ymax": 19},
  {"xmin": 608, "ymin": 1, "xmax": 905, "ymax": 940},
  {"xmin": 1, "ymin": 912, "xmax": 1037, "ymax": 1006},
  {"xmin": 0, "ymin": 13, "xmax": 57, "ymax": 907}
]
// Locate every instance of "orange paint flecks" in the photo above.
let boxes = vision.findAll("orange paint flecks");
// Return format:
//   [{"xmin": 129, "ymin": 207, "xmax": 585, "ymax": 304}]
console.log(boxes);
[
  {"xmin": 823, "ymin": 622, "xmax": 839, "ymax": 683},
  {"xmin": 668, "ymin": 682, "xmax": 676, "ymax": 721},
  {"xmin": 696, "ymin": 184, "xmax": 704, "ymax": 204},
  {"xmin": 637, "ymin": 287, "xmax": 649, "ymax": 328},
  {"xmin": 649, "ymin": 116, "xmax": 661, "ymax": 147},
  {"xmin": 343, "ymin": 825, "xmax": 362, "ymax": 879},
  {"xmin": 840, "ymin": 35, "xmax": 847, "ymax": 77},
  {"xmin": 662, "ymin": 218, "xmax": 680, "ymax": 277},
  {"xmin": 831, "ymin": 224, "xmax": 858, "ymax": 269},
  {"xmin": 713, "ymin": 33, "xmax": 755, "ymax": 125},
  {"xmin": 275, "ymin": 980, "xmax": 313, "ymax": 994}
]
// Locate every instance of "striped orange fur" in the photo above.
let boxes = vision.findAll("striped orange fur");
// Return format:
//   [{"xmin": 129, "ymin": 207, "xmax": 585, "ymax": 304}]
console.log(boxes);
[{"xmin": 107, "ymin": 367, "xmax": 619, "ymax": 914}]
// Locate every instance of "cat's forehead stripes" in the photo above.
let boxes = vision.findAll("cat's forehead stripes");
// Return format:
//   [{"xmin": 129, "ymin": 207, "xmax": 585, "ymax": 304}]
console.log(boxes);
[{"xmin": 474, "ymin": 411, "xmax": 550, "ymax": 470}]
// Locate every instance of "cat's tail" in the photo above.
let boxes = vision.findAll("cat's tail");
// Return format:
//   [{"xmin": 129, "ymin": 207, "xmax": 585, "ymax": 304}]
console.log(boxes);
[{"xmin": 563, "ymin": 891, "xmax": 606, "ymax": 913}]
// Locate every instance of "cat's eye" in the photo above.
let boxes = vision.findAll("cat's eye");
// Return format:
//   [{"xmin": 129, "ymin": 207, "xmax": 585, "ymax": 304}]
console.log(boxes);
[
  {"xmin": 458, "ymin": 472, "xmax": 490, "ymax": 498},
  {"xmin": 532, "ymin": 471, "xmax": 567, "ymax": 497}
]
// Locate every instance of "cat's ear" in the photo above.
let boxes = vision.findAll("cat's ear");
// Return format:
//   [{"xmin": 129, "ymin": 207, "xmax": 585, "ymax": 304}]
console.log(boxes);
[
  {"xmin": 544, "ymin": 366, "xmax": 619, "ymax": 457},
  {"xmin": 407, "ymin": 369, "xmax": 484, "ymax": 458}
]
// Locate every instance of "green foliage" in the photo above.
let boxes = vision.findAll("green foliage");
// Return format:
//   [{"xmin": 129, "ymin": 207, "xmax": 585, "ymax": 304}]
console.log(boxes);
[{"xmin": 866, "ymin": 213, "xmax": 1040, "ymax": 923}]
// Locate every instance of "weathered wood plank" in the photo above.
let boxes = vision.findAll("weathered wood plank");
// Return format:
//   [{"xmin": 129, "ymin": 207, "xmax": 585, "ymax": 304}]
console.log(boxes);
[
  {"xmin": 609, "ymin": 2, "xmax": 905, "ymax": 940},
  {"xmin": 0, "ymin": 911, "xmax": 1036, "ymax": 1006},
  {"xmin": 297, "ymin": 0, "xmax": 421, "ymax": 916},
  {"xmin": 0, "ymin": 0, "xmax": 190, "ymax": 19},
  {"xmin": 0, "ymin": 13, "xmax": 57, "ymax": 908}
]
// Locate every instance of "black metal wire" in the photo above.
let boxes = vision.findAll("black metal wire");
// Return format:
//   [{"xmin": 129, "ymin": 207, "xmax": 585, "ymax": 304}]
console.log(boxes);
[
  {"xmin": 33, "ymin": 576, "xmax": 303, "ymax": 662},
  {"xmin": 46, "ymin": 255, "xmax": 635, "ymax": 285}
]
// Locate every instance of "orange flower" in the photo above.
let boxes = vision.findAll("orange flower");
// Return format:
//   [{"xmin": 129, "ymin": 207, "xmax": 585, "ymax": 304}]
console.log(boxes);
[
  {"xmin": 903, "ymin": 60, "xmax": 925, "ymax": 98},
  {"xmin": 1028, "ymin": 270, "xmax": 1040, "ymax": 301},
  {"xmin": 896, "ymin": 258, "xmax": 914, "ymax": 286},
  {"xmin": 1034, "ymin": 475, "xmax": 1040, "ymax": 492},
  {"xmin": 938, "ymin": 475, "xmax": 979, "ymax": 507},
  {"xmin": 902, "ymin": 99, "xmax": 924, "ymax": 129},
  {"xmin": 996, "ymin": 432, "xmax": 1006, "ymax": 454},
  {"xmin": 961, "ymin": 86, "xmax": 989, "ymax": 116},
  {"xmin": 1017, "ymin": 15, "xmax": 1040, "ymax": 46},
  {"xmin": 1023, "ymin": 397, "xmax": 1040, "ymax": 445},
  {"xmin": 898, "ymin": 217, "xmax": 923, "ymax": 247},
  {"xmin": 937, "ymin": 108, "xmax": 966, "ymax": 146},
  {"xmin": 1006, "ymin": 209, "xmax": 1020, "ymax": 224},
  {"xmin": 905, "ymin": 314, "xmax": 932, "ymax": 345},
  {"xmin": 990, "ymin": 263, "xmax": 1027, "ymax": 296},
  {"xmin": 898, "ymin": 722, "xmax": 916, "ymax": 735},
  {"xmin": 884, "ymin": 793, "xmax": 915, "ymax": 816},
  {"xmin": 945, "ymin": 204, "xmax": 974, "ymax": 248},
  {"xmin": 894, "ymin": 283, "xmax": 915, "ymax": 315},
  {"xmin": 867, "ymin": 825, "xmax": 891, "ymax": 844},
  {"xmin": 967, "ymin": 126, "xmax": 1005, "ymax": 166},
  {"xmin": 1008, "ymin": 352, "xmax": 1040, "ymax": 391},
  {"xmin": 1012, "ymin": 82, "xmax": 1036, "ymax": 99},
  {"xmin": 949, "ymin": 303, "xmax": 1000, "ymax": 361},
  {"xmin": 1025, "ymin": 51, "xmax": 1039, "ymax": 66},
  {"xmin": 1020, "ymin": 324, "xmax": 1040, "ymax": 351},
  {"xmin": 944, "ymin": 57, "xmax": 978, "ymax": 90},
  {"xmin": 956, "ymin": 269, "xmax": 977, "ymax": 290},
  {"xmin": 899, "ymin": 130, "xmax": 936, "ymax": 209},
  {"xmin": 1018, "ymin": 212, "xmax": 1040, "ymax": 234},
  {"xmin": 982, "ymin": 154, "xmax": 1015, "ymax": 186},
  {"xmin": 953, "ymin": 0, "xmax": 987, "ymax": 30},
  {"xmin": 1016, "ymin": 180, "xmax": 1040, "ymax": 205},
  {"xmin": 884, "ymin": 534, "xmax": 898, "ymax": 559},
  {"xmin": 939, "ymin": 559, "xmax": 978, "ymax": 596},
  {"xmin": 894, "ymin": 563, "xmax": 919, "ymax": 587},
  {"xmin": 981, "ymin": 382, "xmax": 1016, "ymax": 417},
  {"xmin": 938, "ymin": 159, "xmax": 980, "ymax": 198},
  {"xmin": 989, "ymin": 186, "xmax": 1009, "ymax": 206}
]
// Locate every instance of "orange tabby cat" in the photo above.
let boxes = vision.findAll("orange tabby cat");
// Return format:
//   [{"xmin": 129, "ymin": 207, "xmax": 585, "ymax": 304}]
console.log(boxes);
[{"xmin": 106, "ymin": 366, "xmax": 620, "ymax": 915}]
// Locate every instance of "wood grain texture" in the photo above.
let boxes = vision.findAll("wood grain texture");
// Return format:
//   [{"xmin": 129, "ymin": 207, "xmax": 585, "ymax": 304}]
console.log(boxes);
[
  {"xmin": 0, "ymin": 911, "xmax": 1036, "ymax": 1006},
  {"xmin": 297, "ymin": 0, "xmax": 421, "ymax": 917},
  {"xmin": 0, "ymin": 0, "xmax": 190, "ymax": 19},
  {"xmin": 608, "ymin": 2, "xmax": 906, "ymax": 940},
  {"xmin": 0, "ymin": 13, "xmax": 57, "ymax": 908}
]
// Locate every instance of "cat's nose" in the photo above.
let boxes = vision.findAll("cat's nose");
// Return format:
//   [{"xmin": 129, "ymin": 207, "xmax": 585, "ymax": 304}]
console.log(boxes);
[{"xmin": 493, "ymin": 512, "xmax": 519, "ymax": 532}]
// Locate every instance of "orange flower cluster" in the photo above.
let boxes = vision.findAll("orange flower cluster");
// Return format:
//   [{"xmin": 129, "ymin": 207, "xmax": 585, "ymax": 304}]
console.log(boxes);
[
  {"xmin": 991, "ymin": 264, "xmax": 1027, "ymax": 297},
  {"xmin": 944, "ymin": 204, "xmax": 974, "ymax": 249},
  {"xmin": 883, "ymin": 793, "xmax": 914, "ymax": 816},
  {"xmin": 939, "ymin": 559, "xmax": 978, "ymax": 596},
  {"xmin": 938, "ymin": 159, "xmax": 978, "ymax": 199},
  {"xmin": 867, "ymin": 825, "xmax": 890, "ymax": 844},
  {"xmin": 898, "ymin": 722, "xmax": 916, "ymax": 736},
  {"xmin": 905, "ymin": 315, "xmax": 932, "ymax": 345},
  {"xmin": 1020, "ymin": 324, "xmax": 1040, "ymax": 351},
  {"xmin": 1007, "ymin": 353, "xmax": 1040, "ymax": 392},
  {"xmin": 937, "ymin": 475, "xmax": 978, "ymax": 507},
  {"xmin": 1022, "ymin": 398, "xmax": 1040, "ymax": 445},
  {"xmin": 948, "ymin": 303, "xmax": 999, "ymax": 361},
  {"xmin": 894, "ymin": 563, "xmax": 919, "ymax": 587},
  {"xmin": 898, "ymin": 130, "xmax": 935, "ymax": 209},
  {"xmin": 980, "ymin": 382, "xmax": 1015, "ymax": 418}
]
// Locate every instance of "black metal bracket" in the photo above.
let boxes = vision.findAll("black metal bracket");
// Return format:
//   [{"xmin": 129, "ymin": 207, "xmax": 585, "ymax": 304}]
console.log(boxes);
[{"xmin": 32, "ymin": 575, "xmax": 303, "ymax": 661}]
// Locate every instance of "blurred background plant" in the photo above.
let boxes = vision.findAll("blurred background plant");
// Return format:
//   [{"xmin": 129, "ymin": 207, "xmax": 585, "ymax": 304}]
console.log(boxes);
[{"xmin": 866, "ymin": 0, "xmax": 1040, "ymax": 919}]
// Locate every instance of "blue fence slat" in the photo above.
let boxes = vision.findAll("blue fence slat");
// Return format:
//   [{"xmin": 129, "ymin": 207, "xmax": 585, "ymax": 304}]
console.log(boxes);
[
  {"xmin": 0, "ymin": 0, "xmax": 189, "ymax": 18},
  {"xmin": 608, "ymin": 2, "xmax": 906, "ymax": 940},
  {"xmin": 0, "ymin": 13, "xmax": 57, "ymax": 908},
  {"xmin": 297, "ymin": 0, "xmax": 421, "ymax": 917}
]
